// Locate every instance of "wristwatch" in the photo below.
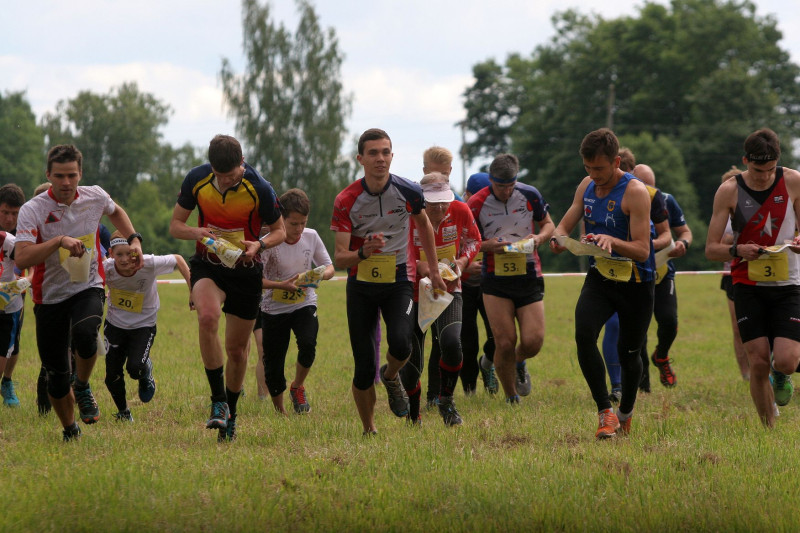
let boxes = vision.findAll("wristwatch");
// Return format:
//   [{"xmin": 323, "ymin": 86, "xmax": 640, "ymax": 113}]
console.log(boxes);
[
  {"xmin": 678, "ymin": 239, "xmax": 690, "ymax": 250},
  {"xmin": 258, "ymin": 238, "xmax": 267, "ymax": 252},
  {"xmin": 127, "ymin": 232, "xmax": 143, "ymax": 245},
  {"xmin": 729, "ymin": 243, "xmax": 740, "ymax": 258}
]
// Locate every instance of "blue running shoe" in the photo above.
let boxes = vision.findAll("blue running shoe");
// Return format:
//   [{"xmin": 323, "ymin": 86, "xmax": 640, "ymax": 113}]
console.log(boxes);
[
  {"xmin": 206, "ymin": 401, "xmax": 229, "ymax": 430},
  {"xmin": 218, "ymin": 414, "xmax": 237, "ymax": 442},
  {"xmin": 438, "ymin": 396, "xmax": 463, "ymax": 427},
  {"xmin": 74, "ymin": 384, "xmax": 100, "ymax": 424},
  {"xmin": 1, "ymin": 380, "xmax": 20, "ymax": 407},
  {"xmin": 479, "ymin": 364, "xmax": 499, "ymax": 395}
]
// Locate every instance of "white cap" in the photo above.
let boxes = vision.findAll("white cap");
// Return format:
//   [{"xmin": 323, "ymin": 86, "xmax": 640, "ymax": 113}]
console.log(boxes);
[{"xmin": 421, "ymin": 181, "xmax": 455, "ymax": 203}]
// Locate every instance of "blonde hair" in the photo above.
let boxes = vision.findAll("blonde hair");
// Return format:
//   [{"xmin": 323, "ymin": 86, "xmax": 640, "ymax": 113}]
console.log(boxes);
[
  {"xmin": 423, "ymin": 146, "xmax": 453, "ymax": 168},
  {"xmin": 420, "ymin": 172, "xmax": 449, "ymax": 186},
  {"xmin": 33, "ymin": 183, "xmax": 51, "ymax": 196},
  {"xmin": 721, "ymin": 165, "xmax": 743, "ymax": 183}
]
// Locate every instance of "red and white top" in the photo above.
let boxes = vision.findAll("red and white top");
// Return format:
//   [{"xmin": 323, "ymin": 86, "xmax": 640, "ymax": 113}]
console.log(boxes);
[
  {"xmin": 104, "ymin": 255, "xmax": 177, "ymax": 329},
  {"xmin": 260, "ymin": 228, "xmax": 332, "ymax": 315},
  {"xmin": 16, "ymin": 186, "xmax": 115, "ymax": 304},
  {"xmin": 408, "ymin": 201, "xmax": 481, "ymax": 299}
]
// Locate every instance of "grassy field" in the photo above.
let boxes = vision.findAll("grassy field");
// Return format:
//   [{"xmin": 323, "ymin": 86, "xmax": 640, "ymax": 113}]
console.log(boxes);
[{"xmin": 1, "ymin": 273, "xmax": 799, "ymax": 532}]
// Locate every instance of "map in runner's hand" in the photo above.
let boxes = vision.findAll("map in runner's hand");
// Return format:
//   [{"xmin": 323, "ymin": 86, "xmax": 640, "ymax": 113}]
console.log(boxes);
[{"xmin": 553, "ymin": 234, "xmax": 619, "ymax": 260}]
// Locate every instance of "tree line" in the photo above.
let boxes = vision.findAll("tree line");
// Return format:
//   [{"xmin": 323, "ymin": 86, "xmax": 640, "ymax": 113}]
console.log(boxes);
[{"xmin": 3, "ymin": 0, "xmax": 799, "ymax": 270}]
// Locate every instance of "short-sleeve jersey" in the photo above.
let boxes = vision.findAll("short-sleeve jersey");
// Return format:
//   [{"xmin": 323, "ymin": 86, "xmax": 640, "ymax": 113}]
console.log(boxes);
[
  {"xmin": 408, "ymin": 201, "xmax": 481, "ymax": 298},
  {"xmin": 177, "ymin": 162, "xmax": 282, "ymax": 260},
  {"xmin": 0, "ymin": 232, "xmax": 23, "ymax": 314},
  {"xmin": 730, "ymin": 168, "xmax": 800, "ymax": 286},
  {"xmin": 260, "ymin": 228, "xmax": 332, "ymax": 315},
  {"xmin": 16, "ymin": 186, "xmax": 116, "ymax": 304},
  {"xmin": 330, "ymin": 174, "xmax": 424, "ymax": 283},
  {"xmin": 467, "ymin": 182, "xmax": 549, "ymax": 280},
  {"xmin": 104, "ymin": 254, "xmax": 177, "ymax": 329},
  {"xmin": 583, "ymin": 173, "xmax": 655, "ymax": 283}
]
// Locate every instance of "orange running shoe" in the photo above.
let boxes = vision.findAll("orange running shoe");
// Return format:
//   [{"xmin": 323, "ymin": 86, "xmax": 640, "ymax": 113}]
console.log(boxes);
[
  {"xmin": 618, "ymin": 414, "xmax": 632, "ymax": 435},
  {"xmin": 652, "ymin": 350, "xmax": 676, "ymax": 387},
  {"xmin": 595, "ymin": 408, "xmax": 620, "ymax": 439}
]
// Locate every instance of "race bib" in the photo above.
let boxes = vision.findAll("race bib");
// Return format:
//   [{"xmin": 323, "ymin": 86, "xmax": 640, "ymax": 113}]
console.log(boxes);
[
  {"xmin": 495, "ymin": 252, "xmax": 526, "ymax": 276},
  {"xmin": 357, "ymin": 253, "xmax": 395, "ymax": 283},
  {"xmin": 109, "ymin": 288, "xmax": 145, "ymax": 313},
  {"xmin": 655, "ymin": 263, "xmax": 669, "ymax": 285},
  {"xmin": 594, "ymin": 256, "xmax": 633, "ymax": 281},
  {"xmin": 420, "ymin": 243, "xmax": 457, "ymax": 264},
  {"xmin": 748, "ymin": 253, "xmax": 789, "ymax": 282},
  {"xmin": 58, "ymin": 233, "xmax": 96, "ymax": 265},
  {"xmin": 271, "ymin": 289, "xmax": 306, "ymax": 304}
]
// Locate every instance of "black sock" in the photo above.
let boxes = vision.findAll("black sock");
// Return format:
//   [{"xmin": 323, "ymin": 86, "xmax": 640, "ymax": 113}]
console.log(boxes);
[
  {"xmin": 74, "ymin": 378, "xmax": 89, "ymax": 390},
  {"xmin": 1, "ymin": 376, "xmax": 10, "ymax": 384},
  {"xmin": 408, "ymin": 381, "xmax": 421, "ymax": 420},
  {"xmin": 226, "ymin": 387, "xmax": 241, "ymax": 417},
  {"xmin": 205, "ymin": 366, "xmax": 226, "ymax": 403},
  {"xmin": 439, "ymin": 363, "xmax": 462, "ymax": 398}
]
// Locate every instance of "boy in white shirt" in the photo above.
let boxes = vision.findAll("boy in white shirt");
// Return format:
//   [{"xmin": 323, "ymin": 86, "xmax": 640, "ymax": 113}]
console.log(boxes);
[
  {"xmin": 103, "ymin": 231, "xmax": 191, "ymax": 421},
  {"xmin": 0, "ymin": 231, "xmax": 26, "ymax": 398},
  {"xmin": 260, "ymin": 189, "xmax": 334, "ymax": 415}
]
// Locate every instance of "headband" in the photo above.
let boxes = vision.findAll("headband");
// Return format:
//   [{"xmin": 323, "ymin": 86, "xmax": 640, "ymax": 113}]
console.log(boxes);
[
  {"xmin": 489, "ymin": 173, "xmax": 518, "ymax": 184},
  {"xmin": 110, "ymin": 238, "xmax": 128, "ymax": 248},
  {"xmin": 746, "ymin": 153, "xmax": 778, "ymax": 162}
]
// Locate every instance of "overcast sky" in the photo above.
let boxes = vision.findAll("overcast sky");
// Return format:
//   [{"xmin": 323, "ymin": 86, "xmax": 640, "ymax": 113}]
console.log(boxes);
[{"xmin": 3, "ymin": 0, "xmax": 797, "ymax": 193}]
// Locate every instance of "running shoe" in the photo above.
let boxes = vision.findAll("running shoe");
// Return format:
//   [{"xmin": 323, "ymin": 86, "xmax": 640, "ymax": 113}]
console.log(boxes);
[
  {"xmin": 206, "ymin": 401, "xmax": 230, "ymax": 430},
  {"xmin": 74, "ymin": 384, "xmax": 100, "ymax": 424},
  {"xmin": 425, "ymin": 397, "xmax": 439, "ymax": 410},
  {"xmin": 479, "ymin": 364, "xmax": 499, "ymax": 395},
  {"xmin": 506, "ymin": 395, "xmax": 520, "ymax": 405},
  {"xmin": 595, "ymin": 408, "xmax": 620, "ymax": 440},
  {"xmin": 218, "ymin": 414, "xmax": 237, "ymax": 442},
  {"xmin": 379, "ymin": 364, "xmax": 409, "ymax": 417},
  {"xmin": 1, "ymin": 379, "xmax": 19, "ymax": 407},
  {"xmin": 618, "ymin": 414, "xmax": 632, "ymax": 435},
  {"xmin": 114, "ymin": 409, "xmax": 134, "ymax": 422},
  {"xmin": 608, "ymin": 387, "xmax": 622, "ymax": 405},
  {"xmin": 770, "ymin": 370, "xmax": 794, "ymax": 407},
  {"xmin": 516, "ymin": 364, "xmax": 532, "ymax": 397},
  {"xmin": 438, "ymin": 396, "xmax": 463, "ymax": 427},
  {"xmin": 62, "ymin": 423, "xmax": 82, "ymax": 442},
  {"xmin": 289, "ymin": 385, "xmax": 311, "ymax": 414},
  {"xmin": 138, "ymin": 359, "xmax": 156, "ymax": 403},
  {"xmin": 651, "ymin": 351, "xmax": 676, "ymax": 387},
  {"xmin": 407, "ymin": 414, "xmax": 422, "ymax": 427}
]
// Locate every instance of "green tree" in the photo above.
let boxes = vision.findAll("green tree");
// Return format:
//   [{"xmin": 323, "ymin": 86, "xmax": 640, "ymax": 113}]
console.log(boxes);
[
  {"xmin": 462, "ymin": 0, "xmax": 800, "ymax": 271},
  {"xmin": 220, "ymin": 0, "xmax": 355, "ymax": 253},
  {"xmin": 0, "ymin": 91, "xmax": 45, "ymax": 196},
  {"xmin": 40, "ymin": 82, "xmax": 172, "ymax": 204}
]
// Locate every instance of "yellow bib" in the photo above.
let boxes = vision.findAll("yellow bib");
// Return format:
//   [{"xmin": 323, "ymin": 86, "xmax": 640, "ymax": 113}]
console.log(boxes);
[
  {"xmin": 655, "ymin": 263, "xmax": 669, "ymax": 285},
  {"xmin": 495, "ymin": 252, "xmax": 526, "ymax": 276},
  {"xmin": 420, "ymin": 243, "xmax": 457, "ymax": 264},
  {"xmin": 271, "ymin": 289, "xmax": 306, "ymax": 304},
  {"xmin": 109, "ymin": 288, "xmax": 145, "ymax": 313},
  {"xmin": 748, "ymin": 253, "xmax": 789, "ymax": 282},
  {"xmin": 594, "ymin": 256, "xmax": 633, "ymax": 281},
  {"xmin": 357, "ymin": 253, "xmax": 395, "ymax": 283}
]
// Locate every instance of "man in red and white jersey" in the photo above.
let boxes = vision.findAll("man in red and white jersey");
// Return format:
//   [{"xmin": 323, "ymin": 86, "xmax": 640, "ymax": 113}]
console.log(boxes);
[
  {"xmin": 706, "ymin": 128, "xmax": 800, "ymax": 427},
  {"xmin": 14, "ymin": 144, "xmax": 143, "ymax": 441},
  {"xmin": 468, "ymin": 154, "xmax": 554, "ymax": 403},
  {"xmin": 331, "ymin": 128, "xmax": 446, "ymax": 435}
]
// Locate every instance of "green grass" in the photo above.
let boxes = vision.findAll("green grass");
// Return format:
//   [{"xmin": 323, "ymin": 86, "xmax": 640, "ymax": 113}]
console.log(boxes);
[{"xmin": 1, "ymin": 274, "xmax": 799, "ymax": 532}]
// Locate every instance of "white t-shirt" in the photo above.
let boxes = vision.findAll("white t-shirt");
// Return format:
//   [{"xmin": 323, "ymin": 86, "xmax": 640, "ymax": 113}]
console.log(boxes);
[
  {"xmin": 16, "ymin": 186, "xmax": 116, "ymax": 304},
  {"xmin": 104, "ymin": 254, "xmax": 177, "ymax": 329},
  {"xmin": 0, "ymin": 232, "xmax": 23, "ymax": 314},
  {"xmin": 260, "ymin": 228, "xmax": 332, "ymax": 315}
]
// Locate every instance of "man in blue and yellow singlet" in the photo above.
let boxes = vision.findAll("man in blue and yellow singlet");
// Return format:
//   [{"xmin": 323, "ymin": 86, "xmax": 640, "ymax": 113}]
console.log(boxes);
[{"xmin": 550, "ymin": 128, "xmax": 655, "ymax": 439}]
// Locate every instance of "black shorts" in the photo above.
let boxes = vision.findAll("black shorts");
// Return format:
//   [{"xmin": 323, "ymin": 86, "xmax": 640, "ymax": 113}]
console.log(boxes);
[
  {"xmin": 0, "ymin": 312, "xmax": 15, "ymax": 358},
  {"xmin": 190, "ymin": 255, "xmax": 263, "ymax": 320},
  {"xmin": 720, "ymin": 275, "xmax": 734, "ymax": 301},
  {"xmin": 481, "ymin": 276, "xmax": 544, "ymax": 309},
  {"xmin": 733, "ymin": 284, "xmax": 800, "ymax": 343}
]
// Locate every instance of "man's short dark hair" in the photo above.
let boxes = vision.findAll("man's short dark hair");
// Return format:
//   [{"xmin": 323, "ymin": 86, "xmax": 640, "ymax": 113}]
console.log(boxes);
[
  {"xmin": 208, "ymin": 134, "xmax": 243, "ymax": 173},
  {"xmin": 47, "ymin": 144, "xmax": 83, "ymax": 173},
  {"xmin": 358, "ymin": 128, "xmax": 391, "ymax": 155},
  {"xmin": 580, "ymin": 128, "xmax": 619, "ymax": 162},
  {"xmin": 280, "ymin": 188, "xmax": 310, "ymax": 218},
  {"xmin": 0, "ymin": 184, "xmax": 25, "ymax": 208},
  {"xmin": 489, "ymin": 153, "xmax": 519, "ymax": 181},
  {"xmin": 744, "ymin": 128, "xmax": 781, "ymax": 162}
]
